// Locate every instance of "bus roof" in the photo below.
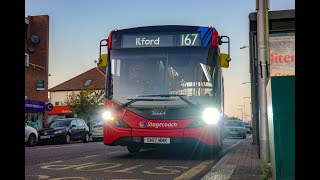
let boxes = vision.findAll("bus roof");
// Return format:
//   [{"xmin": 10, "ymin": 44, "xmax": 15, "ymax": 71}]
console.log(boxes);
[{"xmin": 112, "ymin": 25, "xmax": 217, "ymax": 33}]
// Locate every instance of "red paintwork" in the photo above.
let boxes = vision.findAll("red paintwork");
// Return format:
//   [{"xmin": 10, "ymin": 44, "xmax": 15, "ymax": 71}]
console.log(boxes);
[
  {"xmin": 103, "ymin": 99, "xmax": 221, "ymax": 146},
  {"xmin": 212, "ymin": 28, "xmax": 219, "ymax": 47}
]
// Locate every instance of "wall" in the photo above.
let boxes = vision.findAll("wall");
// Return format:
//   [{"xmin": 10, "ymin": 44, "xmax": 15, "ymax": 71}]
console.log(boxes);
[{"xmin": 25, "ymin": 15, "xmax": 49, "ymax": 124}]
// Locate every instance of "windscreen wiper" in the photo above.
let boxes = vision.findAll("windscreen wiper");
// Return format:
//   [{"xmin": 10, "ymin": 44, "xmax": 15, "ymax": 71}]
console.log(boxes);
[
  {"xmin": 138, "ymin": 94, "xmax": 200, "ymax": 109},
  {"xmin": 115, "ymin": 98, "xmax": 175, "ymax": 110}
]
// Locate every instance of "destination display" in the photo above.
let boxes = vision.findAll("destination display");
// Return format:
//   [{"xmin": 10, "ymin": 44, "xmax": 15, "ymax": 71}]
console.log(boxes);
[{"xmin": 121, "ymin": 33, "xmax": 201, "ymax": 48}]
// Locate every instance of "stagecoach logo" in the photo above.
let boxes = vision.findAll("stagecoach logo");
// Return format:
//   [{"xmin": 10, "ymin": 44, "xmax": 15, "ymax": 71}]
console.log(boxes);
[
  {"xmin": 139, "ymin": 121, "xmax": 147, "ymax": 128},
  {"xmin": 151, "ymin": 111, "xmax": 166, "ymax": 116}
]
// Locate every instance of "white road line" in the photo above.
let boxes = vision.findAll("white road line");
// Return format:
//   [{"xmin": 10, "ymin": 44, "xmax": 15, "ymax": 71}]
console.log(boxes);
[
  {"xmin": 37, "ymin": 160, "xmax": 63, "ymax": 166},
  {"xmin": 83, "ymin": 155, "xmax": 98, "ymax": 158},
  {"xmin": 37, "ymin": 145, "xmax": 81, "ymax": 150},
  {"xmin": 111, "ymin": 179, "xmax": 143, "ymax": 180},
  {"xmin": 107, "ymin": 151, "xmax": 123, "ymax": 155}
]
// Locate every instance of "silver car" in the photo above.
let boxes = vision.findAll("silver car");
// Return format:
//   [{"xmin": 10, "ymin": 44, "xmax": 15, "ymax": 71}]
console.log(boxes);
[
  {"xmin": 25, "ymin": 123, "xmax": 38, "ymax": 146},
  {"xmin": 90, "ymin": 121, "xmax": 103, "ymax": 141},
  {"xmin": 224, "ymin": 120, "xmax": 246, "ymax": 139}
]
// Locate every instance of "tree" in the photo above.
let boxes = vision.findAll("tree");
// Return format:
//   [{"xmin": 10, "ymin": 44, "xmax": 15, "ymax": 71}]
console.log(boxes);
[
  {"xmin": 228, "ymin": 116, "xmax": 240, "ymax": 121},
  {"xmin": 65, "ymin": 86, "xmax": 104, "ymax": 126}
]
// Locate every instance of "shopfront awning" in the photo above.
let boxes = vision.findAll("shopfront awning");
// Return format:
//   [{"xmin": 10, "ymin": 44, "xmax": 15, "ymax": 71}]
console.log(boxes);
[{"xmin": 48, "ymin": 106, "xmax": 73, "ymax": 115}]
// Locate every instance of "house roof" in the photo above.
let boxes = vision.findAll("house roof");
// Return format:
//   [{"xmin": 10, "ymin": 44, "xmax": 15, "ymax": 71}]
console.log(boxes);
[{"xmin": 49, "ymin": 67, "xmax": 106, "ymax": 92}]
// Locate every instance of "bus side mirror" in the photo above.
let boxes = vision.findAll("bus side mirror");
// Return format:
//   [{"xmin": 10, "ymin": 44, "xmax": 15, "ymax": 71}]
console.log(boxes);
[
  {"xmin": 219, "ymin": 53, "xmax": 231, "ymax": 68},
  {"xmin": 98, "ymin": 54, "xmax": 108, "ymax": 67}
]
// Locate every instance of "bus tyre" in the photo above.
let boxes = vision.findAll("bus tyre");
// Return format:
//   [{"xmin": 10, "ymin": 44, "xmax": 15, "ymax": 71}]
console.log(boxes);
[{"xmin": 127, "ymin": 144, "xmax": 141, "ymax": 153}]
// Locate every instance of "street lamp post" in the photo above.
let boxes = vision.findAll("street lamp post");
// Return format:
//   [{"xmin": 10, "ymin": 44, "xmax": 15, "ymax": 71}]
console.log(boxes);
[
  {"xmin": 243, "ymin": 97, "xmax": 251, "ymax": 121},
  {"xmin": 240, "ymin": 46, "xmax": 259, "ymax": 146},
  {"xmin": 237, "ymin": 108, "xmax": 243, "ymax": 121},
  {"xmin": 257, "ymin": 0, "xmax": 270, "ymax": 162},
  {"xmin": 240, "ymin": 45, "xmax": 249, "ymax": 49},
  {"xmin": 238, "ymin": 105, "xmax": 244, "ymax": 121}
]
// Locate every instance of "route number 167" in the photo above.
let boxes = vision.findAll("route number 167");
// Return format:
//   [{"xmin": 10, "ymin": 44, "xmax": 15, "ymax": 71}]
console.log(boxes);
[{"xmin": 181, "ymin": 34, "xmax": 199, "ymax": 46}]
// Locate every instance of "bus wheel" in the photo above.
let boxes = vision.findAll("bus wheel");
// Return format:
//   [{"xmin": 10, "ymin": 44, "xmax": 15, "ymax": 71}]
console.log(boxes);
[{"xmin": 127, "ymin": 144, "xmax": 141, "ymax": 153}]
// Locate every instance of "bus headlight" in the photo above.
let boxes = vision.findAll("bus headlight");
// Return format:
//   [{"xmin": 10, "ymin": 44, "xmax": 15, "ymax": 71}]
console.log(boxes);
[
  {"xmin": 102, "ymin": 111, "xmax": 114, "ymax": 121},
  {"xmin": 202, "ymin": 108, "xmax": 220, "ymax": 125}
]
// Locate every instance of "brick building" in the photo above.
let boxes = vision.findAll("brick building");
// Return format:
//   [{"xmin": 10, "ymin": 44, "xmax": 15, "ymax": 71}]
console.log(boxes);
[{"xmin": 25, "ymin": 15, "xmax": 49, "ymax": 129}]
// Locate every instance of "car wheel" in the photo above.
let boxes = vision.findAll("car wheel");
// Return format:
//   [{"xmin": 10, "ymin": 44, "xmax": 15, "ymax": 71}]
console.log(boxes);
[
  {"xmin": 27, "ymin": 134, "xmax": 37, "ymax": 147},
  {"xmin": 65, "ymin": 134, "xmax": 71, "ymax": 144},
  {"xmin": 242, "ymin": 135, "xmax": 246, "ymax": 139},
  {"xmin": 83, "ymin": 133, "xmax": 89, "ymax": 143},
  {"xmin": 127, "ymin": 144, "xmax": 141, "ymax": 153}
]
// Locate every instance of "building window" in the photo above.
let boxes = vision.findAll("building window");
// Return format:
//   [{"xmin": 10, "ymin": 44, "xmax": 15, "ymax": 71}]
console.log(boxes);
[
  {"xmin": 25, "ymin": 53, "xmax": 29, "ymax": 67},
  {"xmin": 84, "ymin": 80, "xmax": 92, "ymax": 86},
  {"xmin": 55, "ymin": 102, "xmax": 59, "ymax": 106}
]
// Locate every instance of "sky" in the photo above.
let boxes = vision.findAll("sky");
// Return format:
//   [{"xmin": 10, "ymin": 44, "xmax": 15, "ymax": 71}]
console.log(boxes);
[{"xmin": 25, "ymin": 0, "xmax": 295, "ymax": 120}]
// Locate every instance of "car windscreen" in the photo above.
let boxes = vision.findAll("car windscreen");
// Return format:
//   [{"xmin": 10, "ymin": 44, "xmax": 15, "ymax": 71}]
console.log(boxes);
[
  {"xmin": 45, "ymin": 120, "xmax": 71, "ymax": 128},
  {"xmin": 225, "ymin": 121, "xmax": 245, "ymax": 127},
  {"xmin": 93, "ymin": 122, "xmax": 103, "ymax": 128}
]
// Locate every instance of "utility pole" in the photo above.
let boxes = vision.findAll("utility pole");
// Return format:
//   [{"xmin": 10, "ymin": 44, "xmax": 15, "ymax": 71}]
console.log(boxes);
[
  {"xmin": 238, "ymin": 105, "xmax": 244, "ymax": 121},
  {"xmin": 257, "ymin": 0, "xmax": 270, "ymax": 162}
]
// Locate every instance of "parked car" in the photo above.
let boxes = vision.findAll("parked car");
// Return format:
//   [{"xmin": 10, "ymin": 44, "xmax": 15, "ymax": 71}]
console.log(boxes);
[
  {"xmin": 90, "ymin": 121, "xmax": 103, "ymax": 141},
  {"xmin": 243, "ymin": 122, "xmax": 252, "ymax": 134},
  {"xmin": 25, "ymin": 123, "xmax": 38, "ymax": 147},
  {"xmin": 224, "ymin": 120, "xmax": 246, "ymax": 139},
  {"xmin": 37, "ymin": 118, "xmax": 90, "ymax": 144}
]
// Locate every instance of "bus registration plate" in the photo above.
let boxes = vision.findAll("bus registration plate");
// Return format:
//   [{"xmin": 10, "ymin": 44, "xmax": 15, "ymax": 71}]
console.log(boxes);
[{"xmin": 144, "ymin": 137, "xmax": 170, "ymax": 144}]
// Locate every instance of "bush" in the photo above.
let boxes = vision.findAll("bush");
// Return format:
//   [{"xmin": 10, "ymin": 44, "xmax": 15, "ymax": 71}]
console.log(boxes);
[{"xmin": 260, "ymin": 162, "xmax": 272, "ymax": 180}]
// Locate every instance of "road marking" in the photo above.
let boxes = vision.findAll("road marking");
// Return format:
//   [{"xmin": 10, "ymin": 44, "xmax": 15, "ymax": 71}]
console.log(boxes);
[
  {"xmin": 49, "ymin": 177, "xmax": 87, "ymax": 180},
  {"xmin": 143, "ymin": 166, "xmax": 189, "ymax": 175},
  {"xmin": 37, "ymin": 145, "xmax": 81, "ymax": 150},
  {"xmin": 111, "ymin": 179, "xmax": 143, "ymax": 180},
  {"xmin": 107, "ymin": 151, "xmax": 123, "ymax": 155},
  {"xmin": 82, "ymin": 155, "xmax": 98, "ymax": 159},
  {"xmin": 174, "ymin": 160, "xmax": 214, "ymax": 180},
  {"xmin": 106, "ymin": 165, "xmax": 144, "ymax": 173},
  {"xmin": 37, "ymin": 161, "xmax": 63, "ymax": 166},
  {"xmin": 40, "ymin": 162, "xmax": 94, "ymax": 170},
  {"xmin": 26, "ymin": 175, "xmax": 50, "ymax": 179},
  {"xmin": 74, "ymin": 162, "xmax": 122, "ymax": 171}
]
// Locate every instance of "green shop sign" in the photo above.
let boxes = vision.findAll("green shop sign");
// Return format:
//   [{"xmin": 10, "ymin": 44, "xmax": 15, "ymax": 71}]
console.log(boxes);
[{"xmin": 37, "ymin": 80, "xmax": 45, "ymax": 90}]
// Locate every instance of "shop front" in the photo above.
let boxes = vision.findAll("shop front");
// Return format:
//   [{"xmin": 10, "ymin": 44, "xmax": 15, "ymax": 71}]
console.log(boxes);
[
  {"xmin": 48, "ymin": 106, "xmax": 74, "ymax": 123},
  {"xmin": 25, "ymin": 99, "xmax": 45, "ymax": 130}
]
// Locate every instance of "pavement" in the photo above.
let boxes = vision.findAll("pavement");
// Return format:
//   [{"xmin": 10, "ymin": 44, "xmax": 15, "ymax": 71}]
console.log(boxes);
[{"xmin": 201, "ymin": 135, "xmax": 261, "ymax": 180}]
